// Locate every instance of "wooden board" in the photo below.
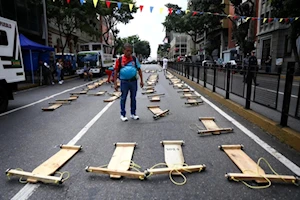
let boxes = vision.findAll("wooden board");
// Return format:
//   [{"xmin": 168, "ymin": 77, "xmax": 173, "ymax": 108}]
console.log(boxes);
[
  {"xmin": 147, "ymin": 106, "xmax": 169, "ymax": 120},
  {"xmin": 198, "ymin": 118, "xmax": 233, "ymax": 135},
  {"xmin": 220, "ymin": 145, "xmax": 267, "ymax": 183},
  {"xmin": 49, "ymin": 100, "xmax": 70, "ymax": 105},
  {"xmin": 161, "ymin": 140, "xmax": 184, "ymax": 174},
  {"xmin": 26, "ymin": 145, "xmax": 82, "ymax": 183},
  {"xmin": 103, "ymin": 91, "xmax": 121, "ymax": 102},
  {"xmin": 185, "ymin": 98, "xmax": 203, "ymax": 106},
  {"xmin": 142, "ymin": 89, "xmax": 155, "ymax": 94},
  {"xmin": 181, "ymin": 92, "xmax": 200, "ymax": 99},
  {"xmin": 88, "ymin": 91, "xmax": 107, "ymax": 96},
  {"xmin": 149, "ymin": 96, "xmax": 160, "ymax": 102},
  {"xmin": 70, "ymin": 90, "xmax": 88, "ymax": 95},
  {"xmin": 201, "ymin": 119, "xmax": 220, "ymax": 134},
  {"xmin": 42, "ymin": 103, "xmax": 62, "ymax": 111},
  {"xmin": 177, "ymin": 89, "xmax": 192, "ymax": 93},
  {"xmin": 107, "ymin": 143, "xmax": 137, "ymax": 178}
]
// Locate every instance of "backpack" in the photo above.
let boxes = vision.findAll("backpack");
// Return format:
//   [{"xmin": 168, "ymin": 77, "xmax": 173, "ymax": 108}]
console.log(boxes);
[{"xmin": 117, "ymin": 56, "xmax": 137, "ymax": 73}]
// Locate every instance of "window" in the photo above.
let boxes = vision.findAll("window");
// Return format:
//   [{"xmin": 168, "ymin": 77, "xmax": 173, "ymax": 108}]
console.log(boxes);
[
  {"xmin": 0, "ymin": 30, "xmax": 8, "ymax": 46},
  {"xmin": 285, "ymin": 35, "xmax": 292, "ymax": 56}
]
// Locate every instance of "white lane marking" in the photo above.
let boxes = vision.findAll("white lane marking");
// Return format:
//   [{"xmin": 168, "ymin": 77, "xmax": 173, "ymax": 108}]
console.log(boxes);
[
  {"xmin": 190, "ymin": 86, "xmax": 300, "ymax": 176},
  {"xmin": 11, "ymin": 102, "xmax": 114, "ymax": 200},
  {"xmin": 256, "ymin": 86, "xmax": 298, "ymax": 98},
  {"xmin": 1, "ymin": 81, "xmax": 95, "ymax": 117}
]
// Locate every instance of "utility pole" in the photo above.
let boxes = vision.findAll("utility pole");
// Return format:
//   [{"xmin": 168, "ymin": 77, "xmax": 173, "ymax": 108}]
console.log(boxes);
[{"xmin": 42, "ymin": 0, "xmax": 48, "ymax": 46}]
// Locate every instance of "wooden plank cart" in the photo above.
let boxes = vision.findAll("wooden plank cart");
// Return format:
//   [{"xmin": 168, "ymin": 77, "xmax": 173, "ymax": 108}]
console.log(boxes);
[
  {"xmin": 198, "ymin": 117, "xmax": 233, "ymax": 135},
  {"xmin": 147, "ymin": 105, "xmax": 169, "ymax": 120},
  {"xmin": 6, "ymin": 144, "xmax": 82, "ymax": 184},
  {"xmin": 103, "ymin": 91, "xmax": 122, "ymax": 102},
  {"xmin": 147, "ymin": 93, "xmax": 165, "ymax": 102},
  {"xmin": 85, "ymin": 142, "xmax": 144, "ymax": 179},
  {"xmin": 144, "ymin": 141, "xmax": 206, "ymax": 180},
  {"xmin": 219, "ymin": 145, "xmax": 299, "ymax": 185}
]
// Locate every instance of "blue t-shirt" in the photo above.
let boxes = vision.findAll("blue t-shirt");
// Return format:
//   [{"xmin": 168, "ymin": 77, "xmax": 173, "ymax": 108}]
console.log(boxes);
[{"xmin": 119, "ymin": 58, "xmax": 141, "ymax": 80}]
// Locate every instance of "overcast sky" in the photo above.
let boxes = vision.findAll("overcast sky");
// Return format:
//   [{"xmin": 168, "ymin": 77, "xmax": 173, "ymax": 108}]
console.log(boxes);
[{"xmin": 117, "ymin": 0, "xmax": 187, "ymax": 59}]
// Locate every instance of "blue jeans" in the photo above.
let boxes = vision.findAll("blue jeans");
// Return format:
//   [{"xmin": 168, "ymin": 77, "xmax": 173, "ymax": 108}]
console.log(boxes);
[
  {"xmin": 120, "ymin": 79, "xmax": 137, "ymax": 117},
  {"xmin": 56, "ymin": 69, "xmax": 61, "ymax": 82}
]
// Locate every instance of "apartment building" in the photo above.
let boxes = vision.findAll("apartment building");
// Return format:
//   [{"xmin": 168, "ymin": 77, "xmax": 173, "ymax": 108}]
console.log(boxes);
[{"xmin": 256, "ymin": 0, "xmax": 297, "ymax": 72}]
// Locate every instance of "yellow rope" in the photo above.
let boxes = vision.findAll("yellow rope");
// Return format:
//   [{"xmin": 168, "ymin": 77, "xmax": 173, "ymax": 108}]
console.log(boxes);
[
  {"xmin": 233, "ymin": 157, "xmax": 299, "ymax": 189},
  {"xmin": 55, "ymin": 171, "xmax": 70, "ymax": 184},
  {"xmin": 147, "ymin": 163, "xmax": 199, "ymax": 186}
]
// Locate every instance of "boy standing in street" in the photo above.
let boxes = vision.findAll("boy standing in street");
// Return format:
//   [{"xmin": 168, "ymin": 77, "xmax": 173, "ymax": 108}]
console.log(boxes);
[{"xmin": 114, "ymin": 43, "xmax": 144, "ymax": 122}]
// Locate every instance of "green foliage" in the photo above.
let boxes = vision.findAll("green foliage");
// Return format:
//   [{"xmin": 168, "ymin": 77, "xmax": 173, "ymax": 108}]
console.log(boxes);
[
  {"xmin": 230, "ymin": 0, "xmax": 256, "ymax": 55},
  {"xmin": 93, "ymin": 0, "xmax": 137, "ymax": 45},
  {"xmin": 115, "ymin": 35, "xmax": 151, "ymax": 58},
  {"xmin": 163, "ymin": 0, "xmax": 225, "ymax": 56}
]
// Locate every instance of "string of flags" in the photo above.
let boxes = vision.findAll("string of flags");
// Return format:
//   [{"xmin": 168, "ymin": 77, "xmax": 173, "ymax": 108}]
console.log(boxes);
[{"xmin": 55, "ymin": 0, "xmax": 299, "ymax": 24}]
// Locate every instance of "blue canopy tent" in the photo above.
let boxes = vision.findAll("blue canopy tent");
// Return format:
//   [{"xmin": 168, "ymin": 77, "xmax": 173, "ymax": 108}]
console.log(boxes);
[{"xmin": 19, "ymin": 34, "xmax": 54, "ymax": 84}]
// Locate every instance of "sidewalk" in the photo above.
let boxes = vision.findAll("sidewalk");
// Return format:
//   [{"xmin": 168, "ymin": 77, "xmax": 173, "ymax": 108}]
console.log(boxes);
[{"xmin": 17, "ymin": 74, "xmax": 79, "ymax": 91}]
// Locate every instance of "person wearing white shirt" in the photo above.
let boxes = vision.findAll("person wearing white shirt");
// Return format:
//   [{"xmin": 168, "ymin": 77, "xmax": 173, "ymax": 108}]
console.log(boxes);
[{"xmin": 162, "ymin": 57, "xmax": 168, "ymax": 74}]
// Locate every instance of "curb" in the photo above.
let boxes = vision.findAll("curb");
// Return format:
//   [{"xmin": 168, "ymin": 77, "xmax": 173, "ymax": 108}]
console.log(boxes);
[
  {"xmin": 169, "ymin": 70, "xmax": 300, "ymax": 152},
  {"xmin": 17, "ymin": 75, "xmax": 79, "ymax": 91}
]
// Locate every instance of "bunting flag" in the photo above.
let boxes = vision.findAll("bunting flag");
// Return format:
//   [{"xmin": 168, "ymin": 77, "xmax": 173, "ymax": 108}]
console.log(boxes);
[
  {"xmin": 129, "ymin": 4, "xmax": 133, "ymax": 11},
  {"xmin": 150, "ymin": 6, "xmax": 154, "ymax": 13},
  {"xmin": 69, "ymin": 0, "xmax": 299, "ymax": 24},
  {"xmin": 93, "ymin": 0, "xmax": 98, "ymax": 8},
  {"xmin": 139, "ymin": 5, "xmax": 144, "ymax": 12},
  {"xmin": 263, "ymin": 18, "xmax": 267, "ymax": 23},
  {"xmin": 117, "ymin": 2, "xmax": 121, "ymax": 9},
  {"xmin": 106, "ymin": 1, "xmax": 111, "ymax": 8},
  {"xmin": 160, "ymin": 8, "xmax": 164, "ymax": 14}
]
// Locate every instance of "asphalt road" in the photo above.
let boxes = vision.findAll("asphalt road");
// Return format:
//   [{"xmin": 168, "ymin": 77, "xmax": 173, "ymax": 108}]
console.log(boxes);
[{"xmin": 0, "ymin": 64, "xmax": 299, "ymax": 200}]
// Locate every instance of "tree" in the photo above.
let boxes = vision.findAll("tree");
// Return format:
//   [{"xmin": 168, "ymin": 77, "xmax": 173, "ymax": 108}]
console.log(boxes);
[
  {"xmin": 230, "ymin": 0, "xmax": 257, "ymax": 55},
  {"xmin": 115, "ymin": 35, "xmax": 151, "ymax": 58},
  {"xmin": 163, "ymin": 1, "xmax": 225, "ymax": 56},
  {"xmin": 42, "ymin": 0, "xmax": 98, "ymax": 55},
  {"xmin": 269, "ymin": 0, "xmax": 300, "ymax": 72},
  {"xmin": 94, "ymin": 0, "xmax": 137, "ymax": 48}
]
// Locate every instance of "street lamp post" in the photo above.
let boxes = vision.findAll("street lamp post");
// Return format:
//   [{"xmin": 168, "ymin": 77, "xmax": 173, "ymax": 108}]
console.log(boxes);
[{"xmin": 42, "ymin": 0, "xmax": 48, "ymax": 46}]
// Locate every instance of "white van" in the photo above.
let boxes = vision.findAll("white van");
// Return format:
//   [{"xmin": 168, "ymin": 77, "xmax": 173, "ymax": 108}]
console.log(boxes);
[
  {"xmin": 0, "ymin": 16, "xmax": 25, "ymax": 112},
  {"xmin": 76, "ymin": 50, "xmax": 114, "ymax": 77}
]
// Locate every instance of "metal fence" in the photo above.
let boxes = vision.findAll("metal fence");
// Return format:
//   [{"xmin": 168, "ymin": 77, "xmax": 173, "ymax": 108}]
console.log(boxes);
[{"xmin": 168, "ymin": 61, "xmax": 300, "ymax": 127}]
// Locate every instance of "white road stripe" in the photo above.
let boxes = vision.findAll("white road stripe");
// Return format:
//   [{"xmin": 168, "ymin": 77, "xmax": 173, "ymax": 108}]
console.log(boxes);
[
  {"xmin": 11, "ymin": 102, "xmax": 114, "ymax": 200},
  {"xmin": 191, "ymin": 86, "xmax": 300, "ymax": 176},
  {"xmin": 0, "ymin": 81, "xmax": 95, "ymax": 117}
]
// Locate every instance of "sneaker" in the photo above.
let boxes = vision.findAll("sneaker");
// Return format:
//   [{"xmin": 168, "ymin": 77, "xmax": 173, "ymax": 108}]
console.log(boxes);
[
  {"xmin": 59, "ymin": 81, "xmax": 63, "ymax": 84},
  {"xmin": 120, "ymin": 115, "xmax": 128, "ymax": 122},
  {"xmin": 51, "ymin": 82, "xmax": 55, "ymax": 85},
  {"xmin": 130, "ymin": 114, "xmax": 139, "ymax": 120}
]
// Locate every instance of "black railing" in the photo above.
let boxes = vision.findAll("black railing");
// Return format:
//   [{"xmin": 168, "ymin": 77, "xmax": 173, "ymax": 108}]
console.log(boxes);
[{"xmin": 168, "ymin": 62, "xmax": 300, "ymax": 128}]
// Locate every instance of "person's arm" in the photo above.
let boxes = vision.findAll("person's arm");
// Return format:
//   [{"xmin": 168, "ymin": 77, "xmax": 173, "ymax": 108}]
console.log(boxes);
[
  {"xmin": 138, "ymin": 68, "xmax": 144, "ymax": 88},
  {"xmin": 114, "ymin": 59, "xmax": 119, "ymax": 91},
  {"xmin": 135, "ymin": 58, "xmax": 144, "ymax": 88}
]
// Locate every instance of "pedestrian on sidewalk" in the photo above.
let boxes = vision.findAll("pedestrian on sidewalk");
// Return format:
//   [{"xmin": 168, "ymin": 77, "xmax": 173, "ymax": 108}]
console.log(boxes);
[
  {"xmin": 265, "ymin": 55, "xmax": 272, "ymax": 73},
  {"xmin": 114, "ymin": 43, "xmax": 144, "ymax": 122},
  {"xmin": 162, "ymin": 57, "xmax": 168, "ymax": 74},
  {"xmin": 56, "ymin": 59, "xmax": 64, "ymax": 84},
  {"xmin": 248, "ymin": 51, "xmax": 259, "ymax": 86},
  {"xmin": 42, "ymin": 62, "xmax": 54, "ymax": 85}
]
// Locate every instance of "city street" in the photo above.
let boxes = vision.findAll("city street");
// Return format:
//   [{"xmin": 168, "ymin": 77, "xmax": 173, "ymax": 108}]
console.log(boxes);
[{"xmin": 1, "ymin": 64, "xmax": 299, "ymax": 200}]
